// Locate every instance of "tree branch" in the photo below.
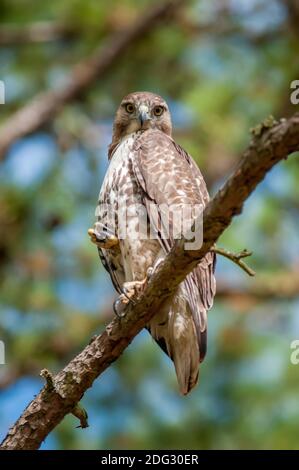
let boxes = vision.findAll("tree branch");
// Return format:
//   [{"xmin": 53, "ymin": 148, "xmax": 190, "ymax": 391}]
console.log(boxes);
[
  {"xmin": 0, "ymin": 22, "xmax": 76, "ymax": 45},
  {"xmin": 177, "ymin": 16, "xmax": 286, "ymax": 46},
  {"xmin": 0, "ymin": 0, "xmax": 186, "ymax": 160},
  {"xmin": 1, "ymin": 114, "xmax": 299, "ymax": 449}
]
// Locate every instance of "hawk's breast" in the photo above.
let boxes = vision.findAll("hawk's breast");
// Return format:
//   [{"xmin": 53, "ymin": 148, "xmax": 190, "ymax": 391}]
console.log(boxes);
[{"xmin": 97, "ymin": 132, "xmax": 161, "ymax": 282}]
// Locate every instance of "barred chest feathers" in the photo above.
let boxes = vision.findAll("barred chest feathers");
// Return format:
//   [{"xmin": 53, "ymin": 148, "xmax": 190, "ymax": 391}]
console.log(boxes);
[{"xmin": 97, "ymin": 132, "xmax": 161, "ymax": 282}]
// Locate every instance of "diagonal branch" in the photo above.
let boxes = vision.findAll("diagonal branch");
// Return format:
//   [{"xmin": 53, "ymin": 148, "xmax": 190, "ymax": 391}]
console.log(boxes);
[
  {"xmin": 0, "ymin": 22, "xmax": 76, "ymax": 45},
  {"xmin": 1, "ymin": 114, "xmax": 299, "ymax": 450},
  {"xmin": 0, "ymin": 0, "xmax": 186, "ymax": 160}
]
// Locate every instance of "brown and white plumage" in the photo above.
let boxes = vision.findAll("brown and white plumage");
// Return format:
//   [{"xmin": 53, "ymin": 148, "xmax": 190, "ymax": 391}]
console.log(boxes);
[{"xmin": 93, "ymin": 92, "xmax": 216, "ymax": 395}]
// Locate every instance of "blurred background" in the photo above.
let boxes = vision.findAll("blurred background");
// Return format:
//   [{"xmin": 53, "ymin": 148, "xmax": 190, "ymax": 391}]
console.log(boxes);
[{"xmin": 0, "ymin": 0, "xmax": 299, "ymax": 450}]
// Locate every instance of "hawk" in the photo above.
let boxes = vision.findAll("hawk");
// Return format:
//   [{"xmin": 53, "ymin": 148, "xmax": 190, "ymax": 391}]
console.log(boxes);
[{"xmin": 89, "ymin": 92, "xmax": 216, "ymax": 395}]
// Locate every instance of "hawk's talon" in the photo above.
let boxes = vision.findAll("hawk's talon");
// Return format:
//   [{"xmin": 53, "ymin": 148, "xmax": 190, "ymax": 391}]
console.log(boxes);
[
  {"xmin": 113, "ymin": 259, "xmax": 164, "ymax": 319},
  {"xmin": 113, "ymin": 298, "xmax": 128, "ymax": 318},
  {"xmin": 113, "ymin": 277, "xmax": 148, "ymax": 318},
  {"xmin": 88, "ymin": 227, "xmax": 119, "ymax": 249},
  {"xmin": 146, "ymin": 267, "xmax": 154, "ymax": 278},
  {"xmin": 113, "ymin": 288, "xmax": 136, "ymax": 318},
  {"xmin": 146, "ymin": 258, "xmax": 164, "ymax": 280}
]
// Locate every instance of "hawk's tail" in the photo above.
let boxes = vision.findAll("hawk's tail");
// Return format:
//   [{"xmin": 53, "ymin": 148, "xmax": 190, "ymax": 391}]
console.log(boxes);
[{"xmin": 148, "ymin": 275, "xmax": 208, "ymax": 395}]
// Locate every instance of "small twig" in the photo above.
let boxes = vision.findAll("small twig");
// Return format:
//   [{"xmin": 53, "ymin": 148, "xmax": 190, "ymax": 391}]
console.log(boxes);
[
  {"xmin": 72, "ymin": 404, "xmax": 89, "ymax": 429},
  {"xmin": 211, "ymin": 246, "xmax": 256, "ymax": 277},
  {"xmin": 40, "ymin": 369, "xmax": 55, "ymax": 392},
  {"xmin": 40, "ymin": 369, "xmax": 88, "ymax": 428}
]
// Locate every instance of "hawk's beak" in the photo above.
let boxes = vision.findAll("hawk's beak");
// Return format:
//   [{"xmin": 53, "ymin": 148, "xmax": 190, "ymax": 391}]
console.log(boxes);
[{"xmin": 138, "ymin": 105, "xmax": 151, "ymax": 127}]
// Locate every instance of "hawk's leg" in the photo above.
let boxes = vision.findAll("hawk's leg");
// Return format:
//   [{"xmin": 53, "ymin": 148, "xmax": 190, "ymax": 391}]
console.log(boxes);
[
  {"xmin": 88, "ymin": 227, "xmax": 119, "ymax": 250},
  {"xmin": 113, "ymin": 258, "xmax": 164, "ymax": 317},
  {"xmin": 113, "ymin": 277, "xmax": 148, "ymax": 318}
]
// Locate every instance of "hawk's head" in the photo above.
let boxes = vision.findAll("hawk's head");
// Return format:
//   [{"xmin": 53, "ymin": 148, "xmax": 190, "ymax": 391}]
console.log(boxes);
[{"xmin": 111, "ymin": 92, "xmax": 172, "ymax": 145}]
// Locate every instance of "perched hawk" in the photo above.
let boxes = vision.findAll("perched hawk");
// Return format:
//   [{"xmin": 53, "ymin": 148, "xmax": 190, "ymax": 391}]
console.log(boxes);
[{"xmin": 89, "ymin": 92, "xmax": 216, "ymax": 394}]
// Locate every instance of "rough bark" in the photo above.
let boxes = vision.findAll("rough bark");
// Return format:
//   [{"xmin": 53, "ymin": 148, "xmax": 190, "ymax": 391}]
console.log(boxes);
[
  {"xmin": 1, "ymin": 114, "xmax": 299, "ymax": 450},
  {"xmin": 0, "ymin": 0, "xmax": 185, "ymax": 160}
]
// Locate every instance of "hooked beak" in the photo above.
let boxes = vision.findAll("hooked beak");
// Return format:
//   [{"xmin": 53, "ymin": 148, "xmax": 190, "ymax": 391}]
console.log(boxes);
[{"xmin": 138, "ymin": 105, "xmax": 151, "ymax": 128}]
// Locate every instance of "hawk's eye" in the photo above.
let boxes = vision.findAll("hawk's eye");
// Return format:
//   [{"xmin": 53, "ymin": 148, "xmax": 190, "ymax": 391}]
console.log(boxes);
[
  {"xmin": 125, "ymin": 103, "xmax": 134, "ymax": 114},
  {"xmin": 153, "ymin": 106, "xmax": 164, "ymax": 116}
]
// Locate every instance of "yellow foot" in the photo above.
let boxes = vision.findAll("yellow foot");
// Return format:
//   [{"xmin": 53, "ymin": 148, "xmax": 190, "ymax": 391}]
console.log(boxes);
[{"xmin": 88, "ymin": 227, "xmax": 119, "ymax": 249}]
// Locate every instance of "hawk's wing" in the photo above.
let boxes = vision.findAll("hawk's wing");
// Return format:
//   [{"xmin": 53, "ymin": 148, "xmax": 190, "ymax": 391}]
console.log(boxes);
[
  {"xmin": 98, "ymin": 247, "xmax": 123, "ymax": 295},
  {"xmin": 131, "ymin": 129, "xmax": 216, "ymax": 359}
]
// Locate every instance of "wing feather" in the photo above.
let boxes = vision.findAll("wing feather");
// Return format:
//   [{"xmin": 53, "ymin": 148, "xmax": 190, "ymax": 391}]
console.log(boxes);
[
  {"xmin": 98, "ymin": 247, "xmax": 123, "ymax": 295},
  {"xmin": 131, "ymin": 129, "xmax": 216, "ymax": 359}
]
